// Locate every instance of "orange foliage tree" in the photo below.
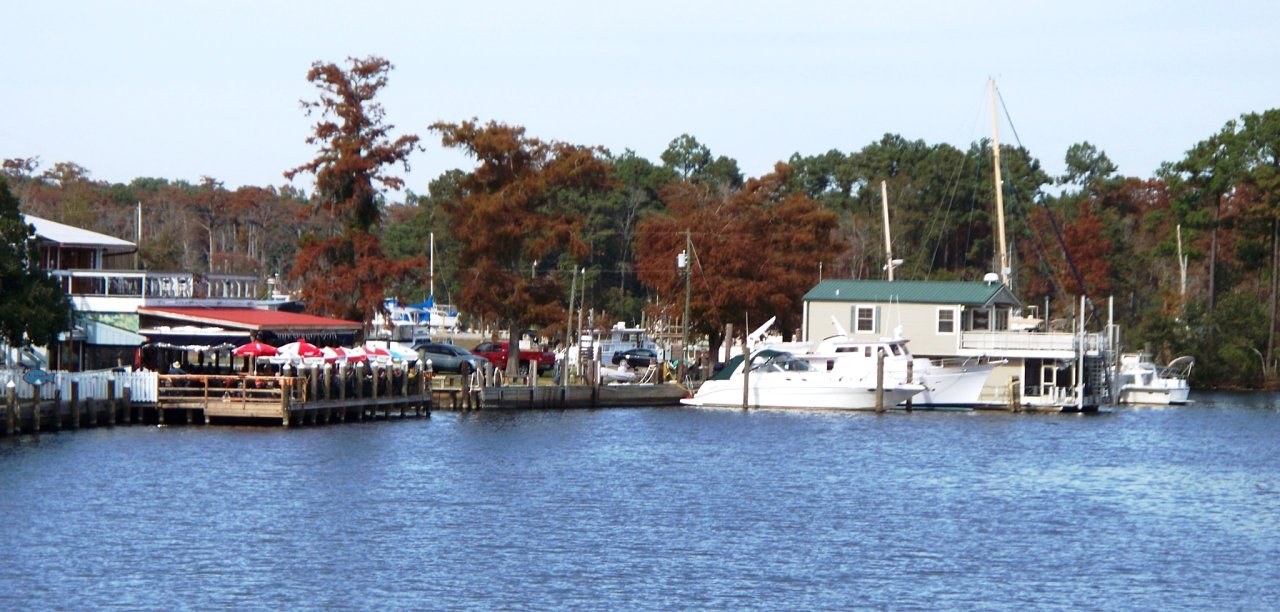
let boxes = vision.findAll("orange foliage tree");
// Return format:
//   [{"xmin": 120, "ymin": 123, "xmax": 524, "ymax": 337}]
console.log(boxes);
[
  {"xmin": 1022, "ymin": 202, "xmax": 1113, "ymax": 301},
  {"xmin": 635, "ymin": 163, "xmax": 843, "ymax": 358},
  {"xmin": 285, "ymin": 56, "xmax": 423, "ymax": 323},
  {"xmin": 430, "ymin": 119, "xmax": 616, "ymax": 376}
]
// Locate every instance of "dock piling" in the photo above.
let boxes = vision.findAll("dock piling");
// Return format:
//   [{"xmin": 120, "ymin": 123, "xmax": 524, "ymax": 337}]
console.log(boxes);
[
  {"xmin": 875, "ymin": 351, "xmax": 886, "ymax": 413},
  {"xmin": 6, "ymin": 382, "xmax": 15, "ymax": 435}
]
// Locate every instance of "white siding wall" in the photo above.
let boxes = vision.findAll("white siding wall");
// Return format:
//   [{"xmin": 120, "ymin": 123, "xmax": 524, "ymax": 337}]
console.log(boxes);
[{"xmin": 804, "ymin": 301, "xmax": 963, "ymax": 357}]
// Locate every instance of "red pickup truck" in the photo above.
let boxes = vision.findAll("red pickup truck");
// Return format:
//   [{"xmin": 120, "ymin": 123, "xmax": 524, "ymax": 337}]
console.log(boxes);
[{"xmin": 471, "ymin": 341, "xmax": 556, "ymax": 373}]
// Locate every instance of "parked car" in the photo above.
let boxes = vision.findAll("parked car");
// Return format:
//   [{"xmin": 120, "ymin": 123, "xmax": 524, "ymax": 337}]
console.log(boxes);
[
  {"xmin": 612, "ymin": 348, "xmax": 658, "ymax": 368},
  {"xmin": 413, "ymin": 342, "xmax": 490, "ymax": 374},
  {"xmin": 472, "ymin": 341, "xmax": 556, "ymax": 373}
]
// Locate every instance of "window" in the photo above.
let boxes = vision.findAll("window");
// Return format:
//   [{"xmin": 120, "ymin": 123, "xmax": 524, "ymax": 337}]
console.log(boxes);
[
  {"xmin": 937, "ymin": 308, "xmax": 955, "ymax": 334},
  {"xmin": 855, "ymin": 306, "xmax": 876, "ymax": 333},
  {"xmin": 970, "ymin": 309, "xmax": 990, "ymax": 331}
]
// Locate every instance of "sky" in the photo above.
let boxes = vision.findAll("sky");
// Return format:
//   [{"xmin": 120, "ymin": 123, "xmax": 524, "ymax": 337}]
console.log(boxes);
[{"xmin": 5, "ymin": 0, "xmax": 1279, "ymax": 197}]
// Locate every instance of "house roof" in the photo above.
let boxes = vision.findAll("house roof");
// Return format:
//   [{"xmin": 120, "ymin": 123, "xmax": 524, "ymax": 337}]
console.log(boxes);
[
  {"xmin": 137, "ymin": 307, "xmax": 362, "ymax": 332},
  {"xmin": 804, "ymin": 279, "xmax": 1021, "ymax": 308},
  {"xmin": 24, "ymin": 214, "xmax": 136, "ymax": 254}
]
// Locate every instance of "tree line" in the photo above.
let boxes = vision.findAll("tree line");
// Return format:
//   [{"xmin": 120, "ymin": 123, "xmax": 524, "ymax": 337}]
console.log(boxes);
[{"xmin": 4, "ymin": 56, "xmax": 1279, "ymax": 387}]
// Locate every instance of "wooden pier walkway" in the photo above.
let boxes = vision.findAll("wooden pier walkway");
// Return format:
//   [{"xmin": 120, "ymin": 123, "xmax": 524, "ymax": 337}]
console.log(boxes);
[
  {"xmin": 3, "ymin": 363, "xmax": 695, "ymax": 436},
  {"xmin": 3, "ymin": 362, "xmax": 433, "ymax": 435}
]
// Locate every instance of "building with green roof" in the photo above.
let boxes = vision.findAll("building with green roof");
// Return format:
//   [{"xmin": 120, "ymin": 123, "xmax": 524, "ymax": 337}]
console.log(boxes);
[
  {"xmin": 799, "ymin": 278, "xmax": 1111, "ymax": 409},
  {"xmin": 801, "ymin": 279, "xmax": 1022, "ymax": 358}
]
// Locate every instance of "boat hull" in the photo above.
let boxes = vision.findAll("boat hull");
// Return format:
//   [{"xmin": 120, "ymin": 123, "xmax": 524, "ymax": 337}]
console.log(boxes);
[
  {"xmin": 910, "ymin": 361, "xmax": 999, "ymax": 407},
  {"xmin": 1118, "ymin": 385, "xmax": 1190, "ymax": 405},
  {"xmin": 681, "ymin": 374, "xmax": 922, "ymax": 410}
]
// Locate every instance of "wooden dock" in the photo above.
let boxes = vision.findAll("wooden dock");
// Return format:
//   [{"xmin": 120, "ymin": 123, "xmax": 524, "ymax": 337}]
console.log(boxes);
[
  {"xmin": 3, "ymin": 363, "xmax": 432, "ymax": 435},
  {"xmin": 3, "ymin": 363, "xmax": 698, "ymax": 435},
  {"xmin": 478, "ymin": 383, "xmax": 689, "ymax": 410}
]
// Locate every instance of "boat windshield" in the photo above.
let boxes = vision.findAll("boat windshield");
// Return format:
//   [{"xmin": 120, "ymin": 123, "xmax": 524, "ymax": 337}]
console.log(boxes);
[{"xmin": 749, "ymin": 351, "xmax": 814, "ymax": 373}]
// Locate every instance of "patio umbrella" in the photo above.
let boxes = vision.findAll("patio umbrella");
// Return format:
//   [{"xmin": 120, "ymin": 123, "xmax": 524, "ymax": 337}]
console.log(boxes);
[
  {"xmin": 233, "ymin": 340, "xmax": 278, "ymax": 373},
  {"xmin": 279, "ymin": 339, "xmax": 323, "ymax": 359},
  {"xmin": 343, "ymin": 346, "xmax": 368, "ymax": 362},
  {"xmin": 385, "ymin": 344, "xmax": 418, "ymax": 362},
  {"xmin": 365, "ymin": 346, "xmax": 392, "ymax": 364},
  {"xmin": 233, "ymin": 341, "xmax": 278, "ymax": 357},
  {"xmin": 320, "ymin": 346, "xmax": 343, "ymax": 364}
]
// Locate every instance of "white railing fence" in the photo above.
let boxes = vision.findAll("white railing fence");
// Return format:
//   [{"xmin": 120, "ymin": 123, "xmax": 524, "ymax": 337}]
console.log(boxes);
[{"xmin": 1, "ymin": 369, "xmax": 158, "ymax": 403}]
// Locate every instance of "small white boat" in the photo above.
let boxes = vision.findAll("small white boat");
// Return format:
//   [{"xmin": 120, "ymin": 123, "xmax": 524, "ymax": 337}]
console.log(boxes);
[
  {"xmin": 681, "ymin": 349, "xmax": 923, "ymax": 410},
  {"xmin": 1116, "ymin": 353, "xmax": 1193, "ymax": 405},
  {"xmin": 600, "ymin": 364, "xmax": 637, "ymax": 383}
]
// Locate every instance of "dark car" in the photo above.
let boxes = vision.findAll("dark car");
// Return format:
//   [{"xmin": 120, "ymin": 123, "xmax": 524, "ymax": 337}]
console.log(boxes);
[
  {"xmin": 414, "ymin": 342, "xmax": 490, "ymax": 374},
  {"xmin": 612, "ymin": 347, "xmax": 658, "ymax": 368}
]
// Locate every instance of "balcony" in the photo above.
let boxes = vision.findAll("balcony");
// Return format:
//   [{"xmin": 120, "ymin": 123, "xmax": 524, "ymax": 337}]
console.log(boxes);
[
  {"xmin": 959, "ymin": 330, "xmax": 1109, "ymax": 359},
  {"xmin": 51, "ymin": 269, "xmax": 264, "ymax": 312}
]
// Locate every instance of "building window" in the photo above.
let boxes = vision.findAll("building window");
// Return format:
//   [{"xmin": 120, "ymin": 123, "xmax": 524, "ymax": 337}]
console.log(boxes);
[
  {"xmin": 937, "ymin": 308, "xmax": 955, "ymax": 334},
  {"xmin": 855, "ymin": 306, "xmax": 876, "ymax": 333},
  {"xmin": 970, "ymin": 309, "xmax": 990, "ymax": 331}
]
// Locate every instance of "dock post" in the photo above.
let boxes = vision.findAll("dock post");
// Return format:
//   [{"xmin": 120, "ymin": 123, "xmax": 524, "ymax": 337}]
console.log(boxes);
[
  {"xmin": 354, "ymin": 362, "xmax": 364, "ymax": 401},
  {"xmin": 419, "ymin": 361, "xmax": 429, "ymax": 417},
  {"xmin": 33, "ymin": 390, "xmax": 43, "ymax": 433},
  {"xmin": 529, "ymin": 358, "xmax": 537, "ymax": 409},
  {"xmin": 281, "ymin": 377, "xmax": 291, "ymax": 427},
  {"xmin": 107, "ymin": 379, "xmax": 118, "ymax": 426},
  {"xmin": 70, "ymin": 382, "xmax": 80, "ymax": 429},
  {"xmin": 324, "ymin": 363, "xmax": 333, "ymax": 401},
  {"xmin": 401, "ymin": 364, "xmax": 409, "ymax": 398},
  {"xmin": 125, "ymin": 382, "xmax": 136, "ymax": 424},
  {"xmin": 591, "ymin": 347, "xmax": 600, "ymax": 408},
  {"xmin": 338, "ymin": 363, "xmax": 347, "ymax": 402},
  {"xmin": 741, "ymin": 334, "xmax": 749, "ymax": 410},
  {"xmin": 51, "ymin": 388, "xmax": 61, "ymax": 431},
  {"xmin": 875, "ymin": 351, "xmax": 886, "ymax": 413},
  {"xmin": 372, "ymin": 365, "xmax": 381, "ymax": 419},
  {"xmin": 461, "ymin": 361, "xmax": 472, "ymax": 410},
  {"xmin": 123, "ymin": 384, "xmax": 133, "ymax": 425},
  {"xmin": 5, "ymin": 381, "xmax": 15, "ymax": 435},
  {"xmin": 905, "ymin": 360, "xmax": 913, "ymax": 412},
  {"xmin": 1010, "ymin": 376, "xmax": 1022, "ymax": 412}
]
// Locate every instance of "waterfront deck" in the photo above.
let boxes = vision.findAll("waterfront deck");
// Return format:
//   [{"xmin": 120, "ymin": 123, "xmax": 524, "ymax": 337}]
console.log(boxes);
[{"xmin": 3, "ymin": 365, "xmax": 433, "ymax": 435}]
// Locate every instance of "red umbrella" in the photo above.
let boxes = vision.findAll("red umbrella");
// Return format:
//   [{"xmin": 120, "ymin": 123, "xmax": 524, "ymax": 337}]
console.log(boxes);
[
  {"xmin": 343, "ymin": 346, "xmax": 368, "ymax": 362},
  {"xmin": 279, "ymin": 340, "xmax": 322, "ymax": 358},
  {"xmin": 233, "ymin": 341, "xmax": 278, "ymax": 357}
]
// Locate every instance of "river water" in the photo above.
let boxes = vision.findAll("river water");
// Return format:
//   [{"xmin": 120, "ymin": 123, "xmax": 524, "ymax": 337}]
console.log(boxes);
[{"xmin": 2, "ymin": 392, "xmax": 1278, "ymax": 610}]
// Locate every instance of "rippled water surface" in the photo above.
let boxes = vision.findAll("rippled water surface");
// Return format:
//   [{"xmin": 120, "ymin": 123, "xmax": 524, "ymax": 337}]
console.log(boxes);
[{"xmin": 2, "ymin": 393, "xmax": 1279, "ymax": 609}]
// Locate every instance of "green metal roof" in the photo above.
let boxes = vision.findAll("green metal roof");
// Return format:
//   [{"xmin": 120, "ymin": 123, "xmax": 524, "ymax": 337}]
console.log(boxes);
[{"xmin": 803, "ymin": 280, "xmax": 1020, "ymax": 307}]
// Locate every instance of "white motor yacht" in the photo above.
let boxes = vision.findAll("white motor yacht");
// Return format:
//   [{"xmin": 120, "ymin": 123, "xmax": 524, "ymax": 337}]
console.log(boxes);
[{"xmin": 681, "ymin": 349, "xmax": 923, "ymax": 410}]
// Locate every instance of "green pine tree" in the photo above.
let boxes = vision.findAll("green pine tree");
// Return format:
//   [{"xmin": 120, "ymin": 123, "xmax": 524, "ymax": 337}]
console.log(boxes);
[{"xmin": 0, "ymin": 177, "xmax": 72, "ymax": 350}]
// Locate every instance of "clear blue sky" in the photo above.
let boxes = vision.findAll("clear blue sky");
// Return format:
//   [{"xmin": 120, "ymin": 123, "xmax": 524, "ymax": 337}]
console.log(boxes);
[{"xmin": 6, "ymin": 1, "xmax": 1278, "ymax": 196}]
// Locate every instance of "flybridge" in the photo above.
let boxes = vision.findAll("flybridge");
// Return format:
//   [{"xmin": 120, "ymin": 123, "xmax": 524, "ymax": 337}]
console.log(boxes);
[
  {"xmin": 370, "ymin": 297, "xmax": 461, "ymax": 341},
  {"xmin": 572, "ymin": 322, "xmax": 661, "ymax": 366}
]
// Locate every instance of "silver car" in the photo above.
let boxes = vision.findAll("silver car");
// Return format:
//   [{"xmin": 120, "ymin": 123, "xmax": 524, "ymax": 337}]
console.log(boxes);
[{"xmin": 413, "ymin": 342, "xmax": 490, "ymax": 374}]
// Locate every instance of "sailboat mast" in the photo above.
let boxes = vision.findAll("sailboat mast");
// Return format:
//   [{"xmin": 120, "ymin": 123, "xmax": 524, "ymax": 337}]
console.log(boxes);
[
  {"xmin": 881, "ymin": 180, "xmax": 894, "ymax": 281},
  {"xmin": 989, "ymin": 78, "xmax": 1010, "ymax": 287},
  {"xmin": 429, "ymin": 231, "xmax": 435, "ymax": 298}
]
